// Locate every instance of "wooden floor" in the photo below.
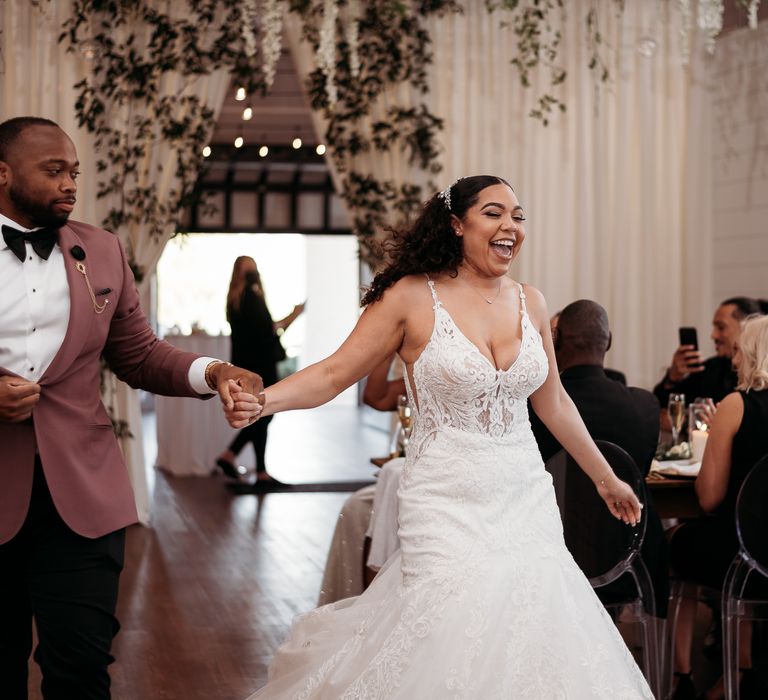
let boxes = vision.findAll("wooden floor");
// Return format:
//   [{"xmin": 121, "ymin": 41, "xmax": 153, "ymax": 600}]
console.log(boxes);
[{"xmin": 29, "ymin": 404, "xmax": 388, "ymax": 700}]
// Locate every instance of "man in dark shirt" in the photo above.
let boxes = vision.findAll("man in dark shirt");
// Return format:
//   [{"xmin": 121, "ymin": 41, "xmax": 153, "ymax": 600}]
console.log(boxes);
[
  {"xmin": 653, "ymin": 297, "xmax": 762, "ymax": 407},
  {"xmin": 530, "ymin": 300, "xmax": 668, "ymax": 616}
]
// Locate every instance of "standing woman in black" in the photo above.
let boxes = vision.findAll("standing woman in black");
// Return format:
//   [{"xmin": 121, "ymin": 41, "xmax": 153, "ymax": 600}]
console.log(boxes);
[{"xmin": 215, "ymin": 256, "xmax": 304, "ymax": 483}]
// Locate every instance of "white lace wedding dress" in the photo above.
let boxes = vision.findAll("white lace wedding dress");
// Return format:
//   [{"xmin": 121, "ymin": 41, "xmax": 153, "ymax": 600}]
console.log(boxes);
[{"xmin": 248, "ymin": 281, "xmax": 653, "ymax": 700}]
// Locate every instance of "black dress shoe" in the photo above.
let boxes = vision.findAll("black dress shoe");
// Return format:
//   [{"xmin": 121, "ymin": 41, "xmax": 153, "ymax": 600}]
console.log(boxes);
[
  {"xmin": 216, "ymin": 458, "xmax": 240, "ymax": 479},
  {"xmin": 671, "ymin": 672, "xmax": 697, "ymax": 700}
]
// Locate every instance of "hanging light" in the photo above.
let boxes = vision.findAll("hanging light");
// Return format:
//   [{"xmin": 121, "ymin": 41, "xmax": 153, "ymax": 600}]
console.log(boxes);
[
  {"xmin": 234, "ymin": 136, "xmax": 244, "ymax": 148},
  {"xmin": 315, "ymin": 144, "xmax": 326, "ymax": 156},
  {"xmin": 292, "ymin": 137, "xmax": 302, "ymax": 150},
  {"xmin": 202, "ymin": 145, "xmax": 212, "ymax": 158},
  {"xmin": 242, "ymin": 106, "xmax": 253, "ymax": 120},
  {"xmin": 235, "ymin": 87, "xmax": 246, "ymax": 101},
  {"xmin": 259, "ymin": 145, "xmax": 269, "ymax": 157}
]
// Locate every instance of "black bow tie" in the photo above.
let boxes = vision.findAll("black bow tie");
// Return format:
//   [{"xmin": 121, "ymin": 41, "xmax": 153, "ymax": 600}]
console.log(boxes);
[{"xmin": 2, "ymin": 225, "xmax": 58, "ymax": 262}]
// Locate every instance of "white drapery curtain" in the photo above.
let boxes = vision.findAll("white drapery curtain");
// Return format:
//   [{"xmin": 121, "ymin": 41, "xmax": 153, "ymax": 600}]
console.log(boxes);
[
  {"xmin": 1, "ymin": 0, "xmax": 228, "ymax": 524},
  {"xmin": 427, "ymin": 2, "xmax": 714, "ymax": 388},
  {"xmin": 287, "ymin": 2, "xmax": 714, "ymax": 389}
]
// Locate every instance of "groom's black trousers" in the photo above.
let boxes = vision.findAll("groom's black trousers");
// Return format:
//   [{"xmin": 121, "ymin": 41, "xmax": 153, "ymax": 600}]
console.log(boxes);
[{"xmin": 0, "ymin": 457, "xmax": 125, "ymax": 700}]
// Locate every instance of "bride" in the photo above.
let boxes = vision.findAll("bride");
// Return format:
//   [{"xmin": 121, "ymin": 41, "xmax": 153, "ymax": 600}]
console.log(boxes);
[{"xmin": 232, "ymin": 175, "xmax": 653, "ymax": 698}]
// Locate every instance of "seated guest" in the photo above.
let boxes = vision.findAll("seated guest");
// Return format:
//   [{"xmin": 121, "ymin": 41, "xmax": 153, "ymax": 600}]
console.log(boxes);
[
  {"xmin": 362, "ymin": 354, "xmax": 406, "ymax": 411},
  {"xmin": 654, "ymin": 297, "xmax": 762, "ymax": 407},
  {"xmin": 669, "ymin": 314, "xmax": 768, "ymax": 700},
  {"xmin": 530, "ymin": 300, "xmax": 668, "ymax": 617},
  {"xmin": 550, "ymin": 308, "xmax": 626, "ymax": 384}
]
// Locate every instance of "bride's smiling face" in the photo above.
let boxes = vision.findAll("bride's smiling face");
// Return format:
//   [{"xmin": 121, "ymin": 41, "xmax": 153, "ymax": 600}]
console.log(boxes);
[{"xmin": 452, "ymin": 183, "xmax": 526, "ymax": 279}]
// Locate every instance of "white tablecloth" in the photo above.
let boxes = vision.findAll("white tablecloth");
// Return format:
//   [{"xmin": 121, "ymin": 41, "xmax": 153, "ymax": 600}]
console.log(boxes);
[
  {"xmin": 366, "ymin": 457, "xmax": 404, "ymax": 570},
  {"xmin": 155, "ymin": 334, "xmax": 254, "ymax": 476}
]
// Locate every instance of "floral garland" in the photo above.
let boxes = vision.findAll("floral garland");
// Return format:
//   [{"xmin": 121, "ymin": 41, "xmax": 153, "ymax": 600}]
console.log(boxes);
[
  {"xmin": 262, "ymin": 0, "xmax": 284, "ymax": 90},
  {"xmin": 241, "ymin": 0, "xmax": 258, "ymax": 57},
  {"xmin": 316, "ymin": 0, "xmax": 339, "ymax": 106},
  {"xmin": 699, "ymin": 0, "xmax": 725, "ymax": 54}
]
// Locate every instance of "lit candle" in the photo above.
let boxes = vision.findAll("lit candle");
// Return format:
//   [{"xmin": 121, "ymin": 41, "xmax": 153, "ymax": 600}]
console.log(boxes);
[{"xmin": 691, "ymin": 429, "xmax": 708, "ymax": 463}]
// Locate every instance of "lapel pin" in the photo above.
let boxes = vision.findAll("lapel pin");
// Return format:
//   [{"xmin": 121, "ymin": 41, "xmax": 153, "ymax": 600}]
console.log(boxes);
[{"xmin": 70, "ymin": 246, "xmax": 108, "ymax": 314}]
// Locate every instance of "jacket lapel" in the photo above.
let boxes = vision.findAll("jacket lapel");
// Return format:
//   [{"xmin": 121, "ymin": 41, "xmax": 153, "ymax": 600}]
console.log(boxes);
[{"xmin": 39, "ymin": 225, "xmax": 95, "ymax": 385}]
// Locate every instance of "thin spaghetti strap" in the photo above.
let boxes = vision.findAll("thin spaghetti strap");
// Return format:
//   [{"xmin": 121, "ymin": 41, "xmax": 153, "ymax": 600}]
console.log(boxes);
[
  {"xmin": 517, "ymin": 283, "xmax": 528, "ymax": 314},
  {"xmin": 426, "ymin": 276, "xmax": 441, "ymax": 308}
]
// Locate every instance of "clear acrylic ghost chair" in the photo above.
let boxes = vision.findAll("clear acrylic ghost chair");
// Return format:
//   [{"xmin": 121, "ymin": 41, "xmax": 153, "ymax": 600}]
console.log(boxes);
[
  {"xmin": 721, "ymin": 452, "xmax": 768, "ymax": 700},
  {"xmin": 545, "ymin": 440, "xmax": 662, "ymax": 698}
]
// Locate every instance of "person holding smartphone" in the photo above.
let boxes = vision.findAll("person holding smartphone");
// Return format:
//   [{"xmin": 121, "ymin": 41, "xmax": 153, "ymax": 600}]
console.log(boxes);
[{"xmin": 653, "ymin": 297, "xmax": 762, "ymax": 409}]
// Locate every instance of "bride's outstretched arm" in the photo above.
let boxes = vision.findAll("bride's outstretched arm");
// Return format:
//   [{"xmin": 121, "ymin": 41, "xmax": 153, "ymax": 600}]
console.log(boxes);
[
  {"xmin": 259, "ymin": 285, "xmax": 407, "ymax": 417},
  {"xmin": 526, "ymin": 287, "xmax": 642, "ymax": 526}
]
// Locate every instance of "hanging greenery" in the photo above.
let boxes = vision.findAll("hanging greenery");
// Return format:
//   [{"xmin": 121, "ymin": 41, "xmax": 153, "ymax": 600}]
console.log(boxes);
[
  {"xmin": 59, "ymin": 0, "xmax": 274, "ymax": 277},
  {"xmin": 291, "ymin": 0, "xmax": 461, "ymax": 265},
  {"xmin": 55, "ymin": 0, "xmax": 762, "ymax": 273}
]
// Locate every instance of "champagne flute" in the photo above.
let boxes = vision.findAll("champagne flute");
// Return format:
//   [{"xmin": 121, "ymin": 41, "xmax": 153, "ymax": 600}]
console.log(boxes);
[{"xmin": 668, "ymin": 393, "xmax": 685, "ymax": 446}]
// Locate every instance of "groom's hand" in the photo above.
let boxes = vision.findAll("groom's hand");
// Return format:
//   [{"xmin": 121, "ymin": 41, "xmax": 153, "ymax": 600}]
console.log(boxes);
[
  {"xmin": 209, "ymin": 363, "xmax": 264, "ymax": 427},
  {"xmin": 0, "ymin": 375, "xmax": 41, "ymax": 423}
]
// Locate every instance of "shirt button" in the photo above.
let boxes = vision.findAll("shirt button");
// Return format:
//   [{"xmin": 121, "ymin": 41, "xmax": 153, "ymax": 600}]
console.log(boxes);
[
  {"xmin": 29, "ymin": 367, "xmax": 34, "ymax": 372},
  {"xmin": 32, "ymin": 288, "xmax": 36, "ymax": 292},
  {"xmin": 28, "ymin": 256, "xmax": 32, "ymax": 261}
]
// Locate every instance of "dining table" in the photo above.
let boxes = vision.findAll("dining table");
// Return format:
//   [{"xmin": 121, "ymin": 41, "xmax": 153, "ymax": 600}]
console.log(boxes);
[{"xmin": 646, "ymin": 475, "xmax": 703, "ymax": 520}]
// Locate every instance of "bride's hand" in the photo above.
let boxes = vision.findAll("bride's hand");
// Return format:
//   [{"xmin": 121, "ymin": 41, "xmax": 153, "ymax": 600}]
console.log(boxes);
[
  {"xmin": 224, "ymin": 380, "xmax": 264, "ymax": 428},
  {"xmin": 595, "ymin": 474, "xmax": 643, "ymax": 526}
]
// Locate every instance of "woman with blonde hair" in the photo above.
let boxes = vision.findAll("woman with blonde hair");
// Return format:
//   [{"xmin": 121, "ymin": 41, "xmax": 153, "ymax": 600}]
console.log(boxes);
[{"xmin": 669, "ymin": 313, "xmax": 768, "ymax": 699}]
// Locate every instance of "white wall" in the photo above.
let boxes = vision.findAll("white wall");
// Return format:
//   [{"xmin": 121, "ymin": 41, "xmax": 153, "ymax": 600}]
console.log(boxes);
[
  {"xmin": 711, "ymin": 22, "xmax": 768, "ymax": 307},
  {"xmin": 302, "ymin": 236, "xmax": 361, "ymax": 405}
]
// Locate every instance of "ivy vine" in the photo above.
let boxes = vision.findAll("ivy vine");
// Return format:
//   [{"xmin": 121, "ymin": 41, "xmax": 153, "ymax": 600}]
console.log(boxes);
[
  {"xmin": 291, "ymin": 0, "xmax": 461, "ymax": 266},
  {"xmin": 59, "ymin": 0, "xmax": 272, "ymax": 277}
]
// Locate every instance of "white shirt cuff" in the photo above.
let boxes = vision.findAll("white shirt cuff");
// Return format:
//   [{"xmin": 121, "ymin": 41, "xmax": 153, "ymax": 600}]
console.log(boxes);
[{"xmin": 189, "ymin": 356, "xmax": 220, "ymax": 395}]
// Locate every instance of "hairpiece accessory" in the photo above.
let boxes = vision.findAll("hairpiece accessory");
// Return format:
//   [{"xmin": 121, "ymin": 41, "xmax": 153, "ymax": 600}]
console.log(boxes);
[{"xmin": 436, "ymin": 176, "xmax": 466, "ymax": 211}]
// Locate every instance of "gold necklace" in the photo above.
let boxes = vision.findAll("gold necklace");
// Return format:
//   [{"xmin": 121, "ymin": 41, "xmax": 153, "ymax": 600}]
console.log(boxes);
[{"xmin": 459, "ymin": 276, "xmax": 502, "ymax": 305}]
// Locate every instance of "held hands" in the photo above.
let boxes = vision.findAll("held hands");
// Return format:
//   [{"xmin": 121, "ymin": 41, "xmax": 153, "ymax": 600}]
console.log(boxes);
[
  {"xmin": 209, "ymin": 363, "xmax": 265, "ymax": 428},
  {"xmin": 0, "ymin": 375, "xmax": 41, "ymax": 423},
  {"xmin": 668, "ymin": 344, "xmax": 704, "ymax": 382},
  {"xmin": 595, "ymin": 473, "xmax": 643, "ymax": 527}
]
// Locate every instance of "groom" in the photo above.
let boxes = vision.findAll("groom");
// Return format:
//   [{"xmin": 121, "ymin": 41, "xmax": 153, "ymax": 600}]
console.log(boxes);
[{"xmin": 0, "ymin": 116, "xmax": 262, "ymax": 699}]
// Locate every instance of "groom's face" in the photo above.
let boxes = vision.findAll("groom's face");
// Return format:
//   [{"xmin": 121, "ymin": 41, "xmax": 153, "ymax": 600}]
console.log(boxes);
[{"xmin": 0, "ymin": 125, "xmax": 79, "ymax": 229}]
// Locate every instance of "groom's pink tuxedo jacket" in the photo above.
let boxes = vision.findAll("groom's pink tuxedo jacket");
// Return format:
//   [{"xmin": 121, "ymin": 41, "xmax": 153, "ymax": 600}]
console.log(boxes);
[{"xmin": 0, "ymin": 220, "xmax": 203, "ymax": 544}]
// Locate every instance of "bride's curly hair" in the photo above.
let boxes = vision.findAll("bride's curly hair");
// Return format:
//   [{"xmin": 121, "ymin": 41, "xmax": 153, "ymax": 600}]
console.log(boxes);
[{"xmin": 361, "ymin": 175, "xmax": 513, "ymax": 306}]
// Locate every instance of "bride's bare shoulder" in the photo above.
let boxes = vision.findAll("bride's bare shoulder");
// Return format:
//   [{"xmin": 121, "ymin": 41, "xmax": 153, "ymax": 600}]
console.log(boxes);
[{"xmin": 363, "ymin": 275, "xmax": 433, "ymax": 320}]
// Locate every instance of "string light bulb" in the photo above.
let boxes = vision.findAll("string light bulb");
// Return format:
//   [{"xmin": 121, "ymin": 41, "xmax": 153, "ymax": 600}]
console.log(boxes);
[
  {"xmin": 242, "ymin": 106, "xmax": 253, "ymax": 120},
  {"xmin": 316, "ymin": 144, "xmax": 326, "ymax": 156},
  {"xmin": 292, "ymin": 137, "xmax": 302, "ymax": 150},
  {"xmin": 235, "ymin": 87, "xmax": 246, "ymax": 101},
  {"xmin": 234, "ymin": 136, "xmax": 244, "ymax": 148},
  {"xmin": 259, "ymin": 145, "xmax": 269, "ymax": 157},
  {"xmin": 202, "ymin": 145, "xmax": 212, "ymax": 158}
]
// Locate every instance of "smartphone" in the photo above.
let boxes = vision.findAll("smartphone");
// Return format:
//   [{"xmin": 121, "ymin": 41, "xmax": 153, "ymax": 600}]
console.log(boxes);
[
  {"xmin": 678, "ymin": 326, "xmax": 698, "ymax": 350},
  {"xmin": 678, "ymin": 327, "xmax": 702, "ymax": 369}
]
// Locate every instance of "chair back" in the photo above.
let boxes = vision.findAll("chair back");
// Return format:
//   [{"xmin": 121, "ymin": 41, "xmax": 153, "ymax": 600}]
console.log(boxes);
[
  {"xmin": 735, "ymin": 452, "xmax": 768, "ymax": 579},
  {"xmin": 545, "ymin": 440, "xmax": 647, "ymax": 588}
]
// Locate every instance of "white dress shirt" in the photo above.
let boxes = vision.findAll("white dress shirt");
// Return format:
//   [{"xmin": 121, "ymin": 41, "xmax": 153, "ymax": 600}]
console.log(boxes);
[{"xmin": 0, "ymin": 212, "xmax": 214, "ymax": 393}]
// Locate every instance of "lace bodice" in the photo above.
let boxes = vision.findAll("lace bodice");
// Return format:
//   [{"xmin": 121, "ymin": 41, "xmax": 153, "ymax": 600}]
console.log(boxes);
[{"xmin": 404, "ymin": 279, "xmax": 549, "ymax": 460}]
